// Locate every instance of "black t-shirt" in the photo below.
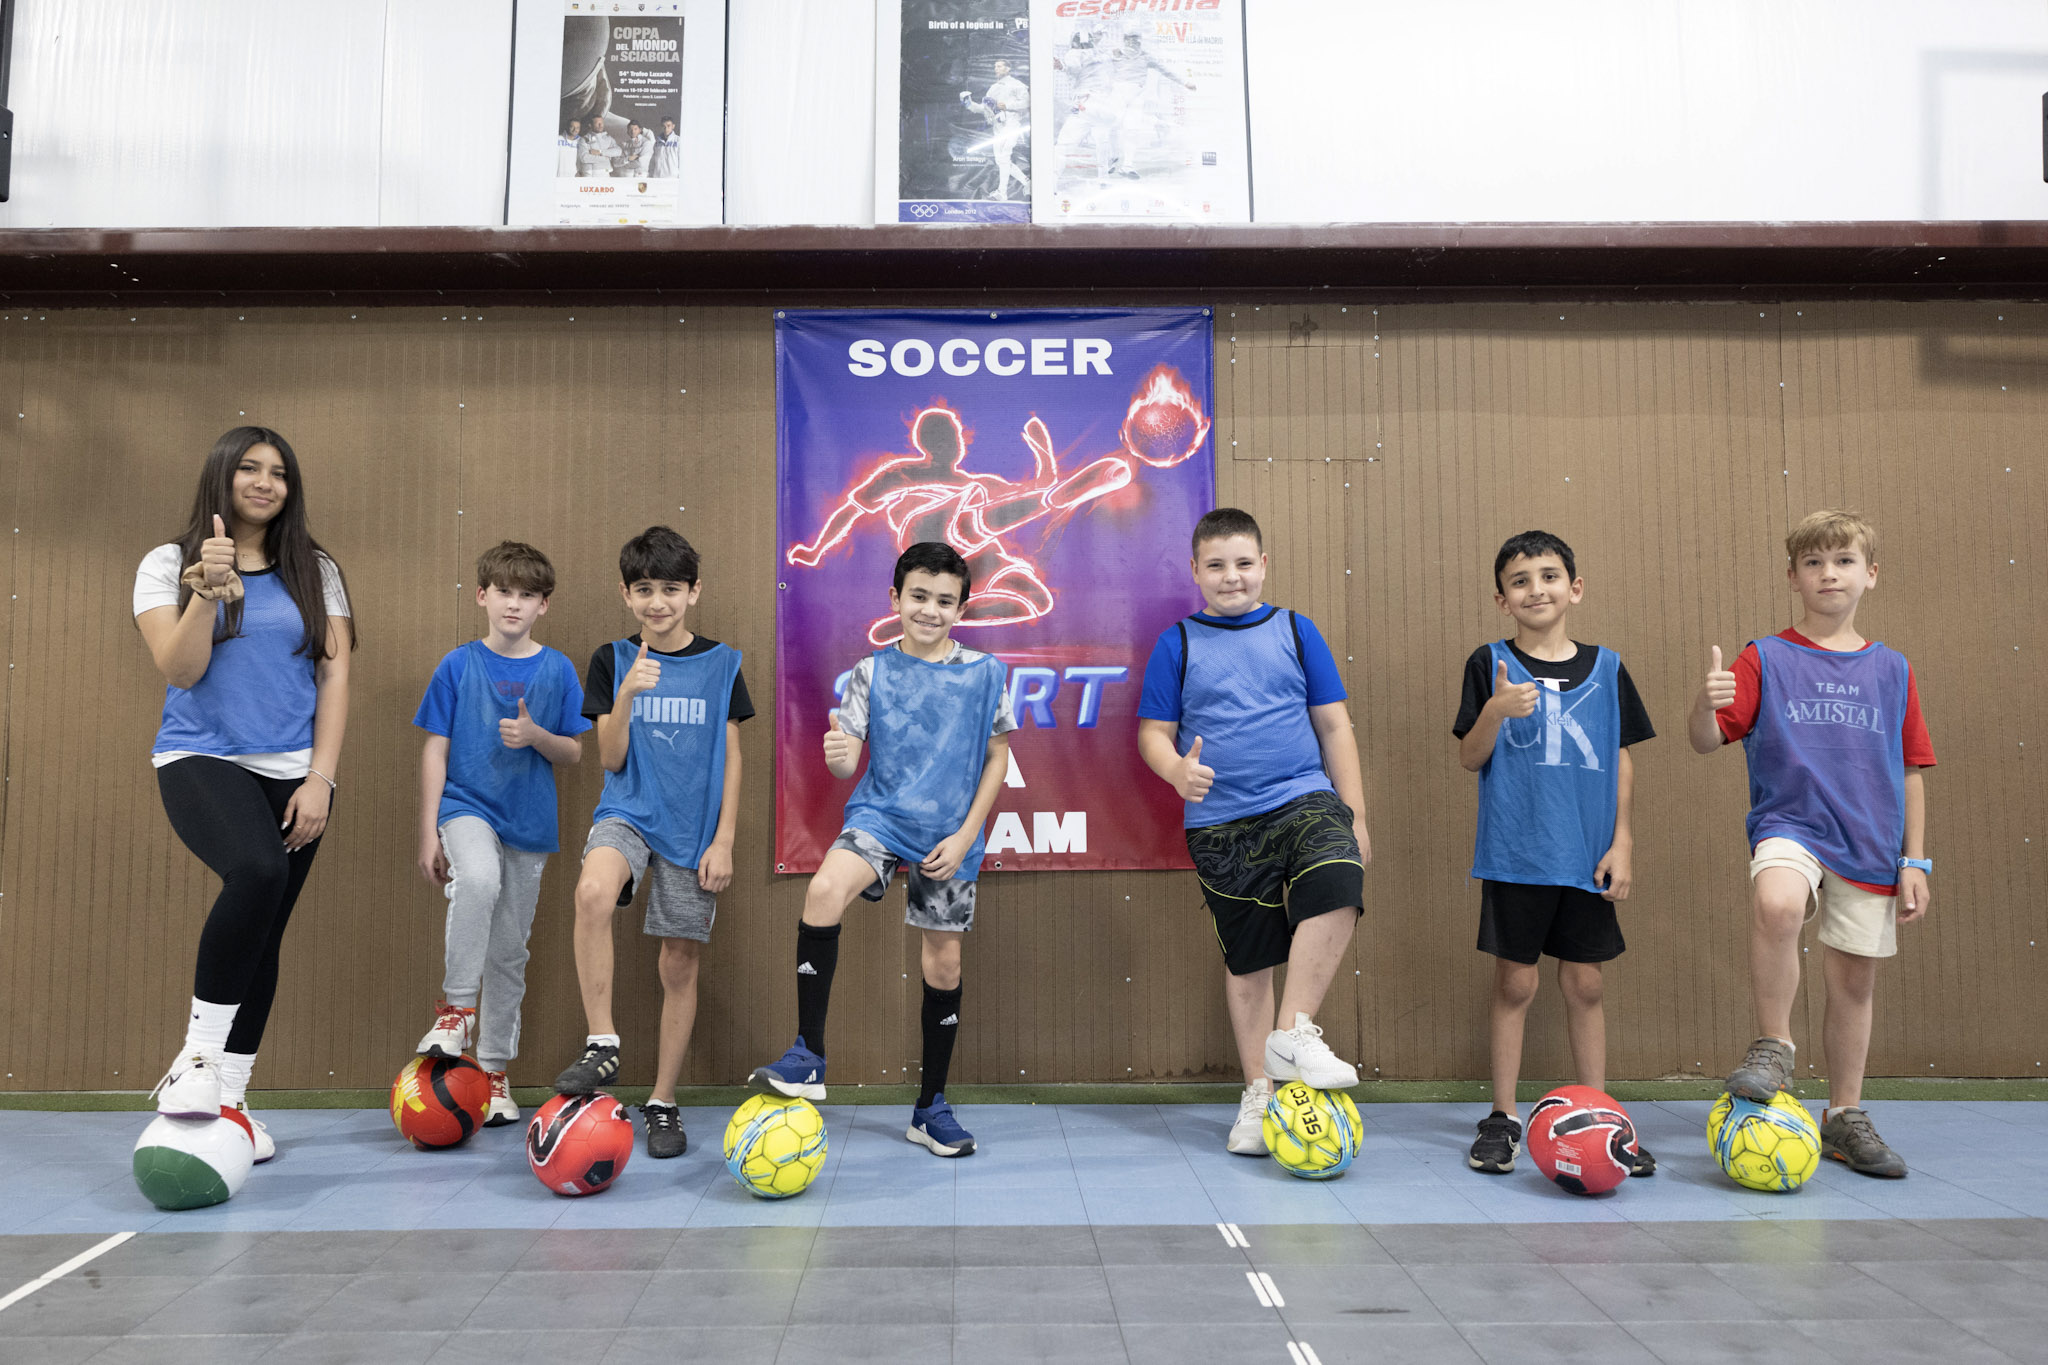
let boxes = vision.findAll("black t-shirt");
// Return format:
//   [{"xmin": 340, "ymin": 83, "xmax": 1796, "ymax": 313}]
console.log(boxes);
[
  {"xmin": 1451, "ymin": 641, "xmax": 1654, "ymax": 745},
  {"xmin": 582, "ymin": 634, "xmax": 756, "ymax": 723}
]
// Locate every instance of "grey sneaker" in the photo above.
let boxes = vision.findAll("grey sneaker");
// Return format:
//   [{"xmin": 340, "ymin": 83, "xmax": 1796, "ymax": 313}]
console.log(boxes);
[
  {"xmin": 1227, "ymin": 1080, "xmax": 1271, "ymax": 1155},
  {"xmin": 1822, "ymin": 1107, "xmax": 1906, "ymax": 1179},
  {"xmin": 1468, "ymin": 1112, "xmax": 1522, "ymax": 1174},
  {"xmin": 641, "ymin": 1101, "xmax": 687, "ymax": 1159},
  {"xmin": 1726, "ymin": 1036, "xmax": 1795, "ymax": 1101}
]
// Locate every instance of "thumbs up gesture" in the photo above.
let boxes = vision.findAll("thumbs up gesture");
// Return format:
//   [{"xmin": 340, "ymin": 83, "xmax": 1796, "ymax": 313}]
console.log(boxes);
[
  {"xmin": 618, "ymin": 639, "xmax": 661, "ymax": 702},
  {"xmin": 822, "ymin": 708, "xmax": 858, "ymax": 770},
  {"xmin": 1486, "ymin": 658, "xmax": 1541, "ymax": 720},
  {"xmin": 1700, "ymin": 645, "xmax": 1737, "ymax": 711},
  {"xmin": 1174, "ymin": 734, "xmax": 1215, "ymax": 803},
  {"xmin": 500, "ymin": 696, "xmax": 542, "ymax": 750},
  {"xmin": 199, "ymin": 513, "xmax": 237, "ymax": 587}
]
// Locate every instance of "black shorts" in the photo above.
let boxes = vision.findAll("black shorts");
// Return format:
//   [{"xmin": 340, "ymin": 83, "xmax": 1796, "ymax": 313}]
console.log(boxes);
[
  {"xmin": 1186, "ymin": 789, "xmax": 1364, "ymax": 976},
  {"xmin": 1477, "ymin": 880, "xmax": 1625, "ymax": 966}
]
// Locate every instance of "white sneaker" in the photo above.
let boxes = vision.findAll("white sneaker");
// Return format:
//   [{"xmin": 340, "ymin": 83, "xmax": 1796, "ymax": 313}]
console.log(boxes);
[
  {"xmin": 1264, "ymin": 1013, "xmax": 1359, "ymax": 1090},
  {"xmin": 484, "ymin": 1070, "xmax": 520, "ymax": 1128},
  {"xmin": 417, "ymin": 1002, "xmax": 477, "ymax": 1058},
  {"xmin": 1228, "ymin": 1079, "xmax": 1271, "ymax": 1155},
  {"xmin": 234, "ymin": 1103, "xmax": 276, "ymax": 1163},
  {"xmin": 152, "ymin": 1051, "xmax": 222, "ymax": 1118}
]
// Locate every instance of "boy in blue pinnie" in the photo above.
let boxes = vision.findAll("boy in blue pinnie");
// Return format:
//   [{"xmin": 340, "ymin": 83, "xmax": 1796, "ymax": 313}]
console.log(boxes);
[
  {"xmin": 1453, "ymin": 531, "xmax": 1656, "ymax": 1178},
  {"xmin": 415, "ymin": 542, "xmax": 590, "ymax": 1127},
  {"xmin": 555, "ymin": 526, "xmax": 752, "ymax": 1161},
  {"xmin": 751, "ymin": 542, "xmax": 1013, "ymax": 1158}
]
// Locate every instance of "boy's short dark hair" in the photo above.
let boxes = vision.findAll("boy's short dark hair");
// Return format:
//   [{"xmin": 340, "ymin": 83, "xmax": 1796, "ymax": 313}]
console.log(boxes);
[
  {"xmin": 619, "ymin": 526, "xmax": 699, "ymax": 585},
  {"xmin": 1493, "ymin": 530, "xmax": 1577, "ymax": 593},
  {"xmin": 475, "ymin": 541, "xmax": 556, "ymax": 597},
  {"xmin": 1191, "ymin": 507, "xmax": 1262, "ymax": 557},
  {"xmin": 893, "ymin": 541, "xmax": 972, "ymax": 598}
]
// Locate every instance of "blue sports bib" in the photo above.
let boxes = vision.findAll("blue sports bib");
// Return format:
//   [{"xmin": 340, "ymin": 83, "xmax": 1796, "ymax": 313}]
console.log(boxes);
[
  {"xmin": 843, "ymin": 647, "xmax": 1007, "ymax": 879},
  {"xmin": 592, "ymin": 639, "xmax": 741, "ymax": 868},
  {"xmin": 1471, "ymin": 643, "xmax": 1622, "ymax": 892}
]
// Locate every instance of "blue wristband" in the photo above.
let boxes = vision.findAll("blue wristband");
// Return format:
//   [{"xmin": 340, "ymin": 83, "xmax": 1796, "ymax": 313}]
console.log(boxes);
[{"xmin": 1896, "ymin": 856, "xmax": 1932, "ymax": 876}]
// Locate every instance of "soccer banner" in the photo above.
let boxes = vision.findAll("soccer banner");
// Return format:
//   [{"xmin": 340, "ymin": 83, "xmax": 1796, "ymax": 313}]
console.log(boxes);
[
  {"xmin": 505, "ymin": 0, "xmax": 726, "ymax": 226},
  {"xmin": 876, "ymin": 0, "xmax": 1034, "ymax": 224},
  {"xmin": 774, "ymin": 308, "xmax": 1215, "ymax": 874},
  {"xmin": 1031, "ymin": 0, "xmax": 1251, "ymax": 223}
]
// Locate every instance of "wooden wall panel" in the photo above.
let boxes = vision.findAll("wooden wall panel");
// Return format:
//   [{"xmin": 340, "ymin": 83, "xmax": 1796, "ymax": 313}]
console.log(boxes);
[{"xmin": 1, "ymin": 300, "xmax": 2039, "ymax": 1091}]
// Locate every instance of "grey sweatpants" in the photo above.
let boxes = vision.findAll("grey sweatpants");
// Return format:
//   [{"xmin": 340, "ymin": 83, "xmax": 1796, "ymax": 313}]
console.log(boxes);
[{"xmin": 439, "ymin": 815, "xmax": 548, "ymax": 1072}]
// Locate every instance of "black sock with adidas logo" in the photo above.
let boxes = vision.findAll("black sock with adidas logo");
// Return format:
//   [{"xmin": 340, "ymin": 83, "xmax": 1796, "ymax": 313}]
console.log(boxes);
[
  {"xmin": 917, "ymin": 980, "xmax": 963, "ymax": 1109},
  {"xmin": 796, "ymin": 920, "xmax": 840, "ymax": 1058}
]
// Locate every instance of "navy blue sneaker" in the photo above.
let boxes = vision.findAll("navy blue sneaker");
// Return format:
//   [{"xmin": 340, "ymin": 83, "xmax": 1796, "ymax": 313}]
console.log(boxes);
[
  {"xmin": 906, "ymin": 1093, "xmax": 977, "ymax": 1158},
  {"xmin": 750, "ymin": 1036, "xmax": 826, "ymax": 1101}
]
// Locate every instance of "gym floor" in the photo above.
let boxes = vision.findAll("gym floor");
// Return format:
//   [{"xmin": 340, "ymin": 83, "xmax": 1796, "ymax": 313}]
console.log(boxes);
[{"xmin": 3, "ymin": 1099, "xmax": 2044, "ymax": 1363}]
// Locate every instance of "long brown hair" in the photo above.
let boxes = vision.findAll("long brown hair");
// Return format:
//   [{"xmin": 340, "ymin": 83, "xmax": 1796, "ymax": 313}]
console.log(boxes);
[{"xmin": 172, "ymin": 426, "xmax": 357, "ymax": 658}]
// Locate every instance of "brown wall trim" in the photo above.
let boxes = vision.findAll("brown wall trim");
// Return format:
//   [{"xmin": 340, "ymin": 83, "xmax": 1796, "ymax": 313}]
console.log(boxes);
[{"xmin": 4, "ymin": 222, "xmax": 2048, "ymax": 305}]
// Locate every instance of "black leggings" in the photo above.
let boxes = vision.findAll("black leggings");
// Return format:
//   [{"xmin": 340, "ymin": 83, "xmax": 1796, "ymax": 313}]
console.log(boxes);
[{"xmin": 158, "ymin": 756, "xmax": 327, "ymax": 1055}]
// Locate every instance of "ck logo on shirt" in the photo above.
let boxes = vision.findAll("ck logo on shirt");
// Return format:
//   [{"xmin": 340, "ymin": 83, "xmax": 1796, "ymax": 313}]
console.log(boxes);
[
  {"xmin": 1504, "ymin": 680, "xmax": 1603, "ymax": 771},
  {"xmin": 633, "ymin": 695, "xmax": 708, "ymax": 725}
]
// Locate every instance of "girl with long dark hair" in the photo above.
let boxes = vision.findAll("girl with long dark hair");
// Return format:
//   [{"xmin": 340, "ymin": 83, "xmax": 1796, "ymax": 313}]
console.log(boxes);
[{"xmin": 134, "ymin": 426, "xmax": 355, "ymax": 1160}]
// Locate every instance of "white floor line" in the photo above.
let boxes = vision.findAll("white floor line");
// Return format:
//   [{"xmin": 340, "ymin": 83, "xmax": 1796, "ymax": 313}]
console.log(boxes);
[
  {"xmin": 1225, "ymin": 1222, "xmax": 1249, "ymax": 1247},
  {"xmin": 0, "ymin": 1231, "xmax": 137, "ymax": 1314},
  {"xmin": 1286, "ymin": 1344, "xmax": 1324, "ymax": 1365},
  {"xmin": 1247, "ymin": 1269, "xmax": 1275, "ymax": 1307},
  {"xmin": 1255, "ymin": 1270, "xmax": 1285, "ymax": 1306}
]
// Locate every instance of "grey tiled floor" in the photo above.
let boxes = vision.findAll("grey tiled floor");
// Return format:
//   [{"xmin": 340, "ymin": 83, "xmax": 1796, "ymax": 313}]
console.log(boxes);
[{"xmin": 5, "ymin": 1218, "xmax": 2047, "ymax": 1363}]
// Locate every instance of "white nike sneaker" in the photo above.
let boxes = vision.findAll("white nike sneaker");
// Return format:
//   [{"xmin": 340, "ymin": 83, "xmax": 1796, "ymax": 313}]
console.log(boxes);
[
  {"xmin": 234, "ymin": 1103, "xmax": 276, "ymax": 1163},
  {"xmin": 1228, "ymin": 1079, "xmax": 1271, "ymax": 1155},
  {"xmin": 152, "ymin": 1051, "xmax": 222, "ymax": 1118},
  {"xmin": 1264, "ymin": 1013, "xmax": 1359, "ymax": 1090}
]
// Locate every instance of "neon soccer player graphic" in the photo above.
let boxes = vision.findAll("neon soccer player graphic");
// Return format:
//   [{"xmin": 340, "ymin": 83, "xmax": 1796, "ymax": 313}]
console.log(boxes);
[{"xmin": 787, "ymin": 366, "xmax": 1211, "ymax": 646}]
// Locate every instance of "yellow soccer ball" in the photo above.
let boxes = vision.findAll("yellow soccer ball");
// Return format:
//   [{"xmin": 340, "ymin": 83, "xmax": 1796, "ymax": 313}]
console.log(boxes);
[
  {"xmin": 1262, "ymin": 1080, "xmax": 1363, "ymax": 1180},
  {"xmin": 1707, "ymin": 1090, "xmax": 1821, "ymax": 1192},
  {"xmin": 723, "ymin": 1094, "xmax": 828, "ymax": 1199}
]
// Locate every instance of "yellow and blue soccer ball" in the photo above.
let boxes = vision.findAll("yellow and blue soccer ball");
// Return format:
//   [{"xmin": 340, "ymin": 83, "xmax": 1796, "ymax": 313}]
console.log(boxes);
[
  {"xmin": 723, "ymin": 1094, "xmax": 828, "ymax": 1199},
  {"xmin": 1708, "ymin": 1090, "xmax": 1822, "ymax": 1192},
  {"xmin": 1262, "ymin": 1080, "xmax": 1362, "ymax": 1180}
]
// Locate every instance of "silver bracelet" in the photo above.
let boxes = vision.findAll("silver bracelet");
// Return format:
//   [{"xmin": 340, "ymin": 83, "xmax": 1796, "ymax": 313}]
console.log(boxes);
[{"xmin": 307, "ymin": 768, "xmax": 337, "ymax": 791}]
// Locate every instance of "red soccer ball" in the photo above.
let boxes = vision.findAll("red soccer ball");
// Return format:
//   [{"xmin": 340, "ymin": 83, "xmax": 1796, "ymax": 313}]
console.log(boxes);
[
  {"xmin": 390, "ymin": 1055, "xmax": 492, "ymax": 1150},
  {"xmin": 526, "ymin": 1092, "xmax": 634, "ymax": 1196},
  {"xmin": 1526, "ymin": 1085, "xmax": 1637, "ymax": 1195},
  {"xmin": 1121, "ymin": 400, "xmax": 1202, "ymax": 468}
]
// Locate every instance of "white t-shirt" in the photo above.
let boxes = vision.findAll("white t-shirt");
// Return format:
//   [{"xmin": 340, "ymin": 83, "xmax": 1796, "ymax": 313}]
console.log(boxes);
[{"xmin": 134, "ymin": 543, "xmax": 350, "ymax": 777}]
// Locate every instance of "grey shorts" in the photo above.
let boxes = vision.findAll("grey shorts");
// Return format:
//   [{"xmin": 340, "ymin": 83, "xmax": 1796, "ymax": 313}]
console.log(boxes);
[
  {"xmin": 833, "ymin": 826, "xmax": 977, "ymax": 932},
  {"xmin": 583, "ymin": 818, "xmax": 716, "ymax": 942}
]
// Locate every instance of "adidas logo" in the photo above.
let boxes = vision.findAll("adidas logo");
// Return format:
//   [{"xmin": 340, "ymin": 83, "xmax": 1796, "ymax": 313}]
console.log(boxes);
[
  {"xmin": 939, "ymin": 1013, "xmax": 958, "ymax": 1026},
  {"xmin": 796, "ymin": 962, "xmax": 817, "ymax": 975}
]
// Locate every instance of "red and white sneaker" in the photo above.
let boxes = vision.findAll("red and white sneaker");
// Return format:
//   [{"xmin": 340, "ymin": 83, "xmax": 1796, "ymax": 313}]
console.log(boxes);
[
  {"xmin": 233, "ymin": 1102, "xmax": 277, "ymax": 1163},
  {"xmin": 484, "ymin": 1070, "xmax": 519, "ymax": 1127},
  {"xmin": 417, "ymin": 1002, "xmax": 477, "ymax": 1058}
]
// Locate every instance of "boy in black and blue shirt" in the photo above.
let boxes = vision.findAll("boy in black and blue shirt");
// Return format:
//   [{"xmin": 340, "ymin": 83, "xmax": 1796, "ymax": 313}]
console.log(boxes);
[
  {"xmin": 554, "ymin": 527, "xmax": 753, "ymax": 1161},
  {"xmin": 414, "ymin": 542, "xmax": 590, "ymax": 1127},
  {"xmin": 1452, "ymin": 531, "xmax": 1656, "ymax": 1177},
  {"xmin": 1137, "ymin": 508, "xmax": 1372, "ymax": 1157}
]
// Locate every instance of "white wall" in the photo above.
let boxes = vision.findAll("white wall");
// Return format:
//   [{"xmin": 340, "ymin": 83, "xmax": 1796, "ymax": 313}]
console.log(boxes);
[
  {"xmin": 1247, "ymin": 0, "xmax": 2048, "ymax": 222},
  {"xmin": 3, "ymin": 0, "xmax": 2045, "ymax": 228}
]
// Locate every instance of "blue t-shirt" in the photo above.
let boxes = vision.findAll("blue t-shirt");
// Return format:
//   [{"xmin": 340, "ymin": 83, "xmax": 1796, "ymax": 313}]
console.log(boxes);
[
  {"xmin": 589, "ymin": 636, "xmax": 742, "ymax": 869},
  {"xmin": 414, "ymin": 642, "xmax": 590, "ymax": 853},
  {"xmin": 1137, "ymin": 604, "xmax": 1347, "ymax": 827}
]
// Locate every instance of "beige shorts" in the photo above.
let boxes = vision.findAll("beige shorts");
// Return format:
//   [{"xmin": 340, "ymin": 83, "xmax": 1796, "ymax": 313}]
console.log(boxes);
[{"xmin": 1749, "ymin": 837, "xmax": 1896, "ymax": 959}]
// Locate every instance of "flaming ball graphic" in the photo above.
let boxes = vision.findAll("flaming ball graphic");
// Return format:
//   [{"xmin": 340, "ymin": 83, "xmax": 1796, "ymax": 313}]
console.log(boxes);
[{"xmin": 1119, "ymin": 365, "xmax": 1211, "ymax": 468}]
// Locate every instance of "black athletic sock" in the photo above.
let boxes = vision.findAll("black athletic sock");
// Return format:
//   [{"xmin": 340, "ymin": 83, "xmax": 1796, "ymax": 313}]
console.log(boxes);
[
  {"xmin": 917, "ymin": 981, "xmax": 963, "ymax": 1108},
  {"xmin": 795, "ymin": 921, "xmax": 840, "ymax": 1058}
]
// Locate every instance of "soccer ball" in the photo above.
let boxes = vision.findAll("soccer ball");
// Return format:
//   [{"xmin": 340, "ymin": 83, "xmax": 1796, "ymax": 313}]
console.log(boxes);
[
  {"xmin": 1527, "ymin": 1085, "xmax": 1637, "ymax": 1195},
  {"xmin": 1708, "ymin": 1090, "xmax": 1822, "ymax": 1192},
  {"xmin": 723, "ymin": 1094, "xmax": 827, "ymax": 1199},
  {"xmin": 132, "ymin": 1108, "xmax": 256, "ymax": 1211},
  {"xmin": 390, "ymin": 1055, "xmax": 492, "ymax": 1149},
  {"xmin": 526, "ymin": 1092, "xmax": 634, "ymax": 1196},
  {"xmin": 1262, "ymin": 1080, "xmax": 1362, "ymax": 1180}
]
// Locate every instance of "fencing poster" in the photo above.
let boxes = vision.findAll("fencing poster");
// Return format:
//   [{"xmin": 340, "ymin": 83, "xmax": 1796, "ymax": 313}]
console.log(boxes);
[
  {"xmin": 774, "ymin": 309, "xmax": 1216, "ymax": 874},
  {"xmin": 875, "ymin": 0, "xmax": 1034, "ymax": 223},
  {"xmin": 506, "ymin": 0, "xmax": 726, "ymax": 226},
  {"xmin": 1030, "ymin": 0, "xmax": 1251, "ymax": 223}
]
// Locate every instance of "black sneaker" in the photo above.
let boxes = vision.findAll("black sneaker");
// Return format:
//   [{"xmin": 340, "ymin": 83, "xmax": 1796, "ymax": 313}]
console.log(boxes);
[
  {"xmin": 1630, "ymin": 1140, "xmax": 1657, "ymax": 1177},
  {"xmin": 1468, "ymin": 1111, "xmax": 1522, "ymax": 1174},
  {"xmin": 641, "ymin": 1101, "xmax": 687, "ymax": 1159},
  {"xmin": 553, "ymin": 1041, "xmax": 621, "ymax": 1095}
]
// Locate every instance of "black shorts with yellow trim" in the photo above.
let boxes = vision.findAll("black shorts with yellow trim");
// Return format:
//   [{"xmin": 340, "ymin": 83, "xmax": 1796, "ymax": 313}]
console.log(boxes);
[{"xmin": 1185, "ymin": 789, "xmax": 1364, "ymax": 976}]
